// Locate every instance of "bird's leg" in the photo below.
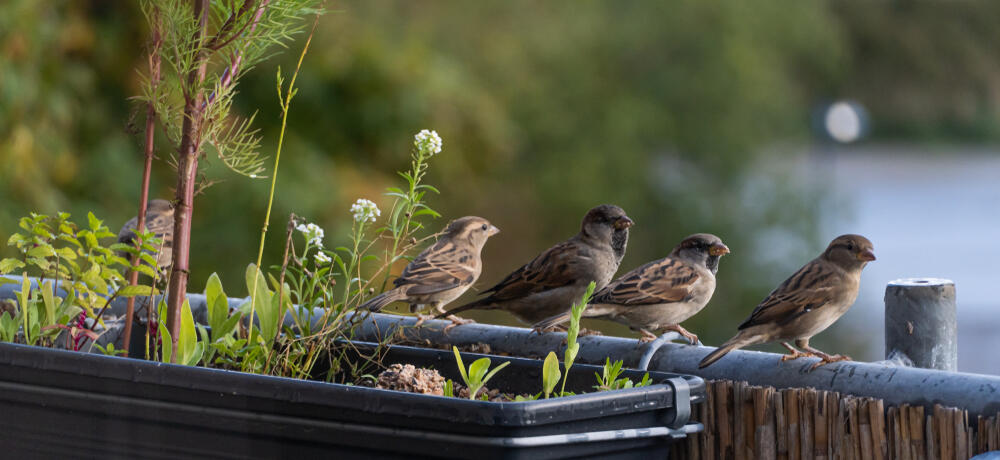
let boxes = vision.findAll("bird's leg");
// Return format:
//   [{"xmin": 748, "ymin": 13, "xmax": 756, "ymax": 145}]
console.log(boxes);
[
  {"xmin": 795, "ymin": 339, "xmax": 852, "ymax": 369},
  {"xmin": 638, "ymin": 329, "xmax": 659, "ymax": 343},
  {"xmin": 413, "ymin": 304, "xmax": 433, "ymax": 327},
  {"xmin": 663, "ymin": 324, "xmax": 699, "ymax": 345},
  {"xmin": 435, "ymin": 303, "xmax": 475, "ymax": 333},
  {"xmin": 779, "ymin": 342, "xmax": 814, "ymax": 362}
]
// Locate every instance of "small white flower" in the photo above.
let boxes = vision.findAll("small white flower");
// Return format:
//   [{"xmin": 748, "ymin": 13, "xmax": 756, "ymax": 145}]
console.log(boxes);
[
  {"xmin": 350, "ymin": 198, "xmax": 381, "ymax": 223},
  {"xmin": 295, "ymin": 222, "xmax": 325, "ymax": 247},
  {"xmin": 414, "ymin": 129, "xmax": 442, "ymax": 156},
  {"xmin": 314, "ymin": 251, "xmax": 332, "ymax": 265}
]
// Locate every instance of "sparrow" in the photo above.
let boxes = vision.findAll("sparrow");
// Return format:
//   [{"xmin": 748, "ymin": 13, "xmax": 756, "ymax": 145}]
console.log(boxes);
[
  {"xmin": 699, "ymin": 234, "xmax": 875, "ymax": 370},
  {"xmin": 359, "ymin": 216, "xmax": 500, "ymax": 328},
  {"xmin": 436, "ymin": 205, "xmax": 633, "ymax": 325},
  {"xmin": 533, "ymin": 233, "xmax": 729, "ymax": 344},
  {"xmin": 117, "ymin": 199, "xmax": 175, "ymax": 272}
]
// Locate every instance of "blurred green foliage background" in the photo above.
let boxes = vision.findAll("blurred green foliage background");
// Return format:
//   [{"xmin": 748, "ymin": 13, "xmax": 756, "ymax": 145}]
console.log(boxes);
[{"xmin": 2, "ymin": 1, "xmax": 999, "ymax": 352}]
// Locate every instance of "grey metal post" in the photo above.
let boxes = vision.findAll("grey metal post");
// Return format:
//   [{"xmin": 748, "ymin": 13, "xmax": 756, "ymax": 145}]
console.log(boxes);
[{"xmin": 884, "ymin": 278, "xmax": 957, "ymax": 371}]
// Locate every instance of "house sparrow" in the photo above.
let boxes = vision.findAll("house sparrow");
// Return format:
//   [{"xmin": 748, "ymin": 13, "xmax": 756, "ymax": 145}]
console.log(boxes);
[
  {"xmin": 117, "ymin": 199, "xmax": 175, "ymax": 271},
  {"xmin": 533, "ymin": 233, "xmax": 729, "ymax": 344},
  {"xmin": 699, "ymin": 234, "xmax": 875, "ymax": 370},
  {"xmin": 436, "ymin": 205, "xmax": 633, "ymax": 325},
  {"xmin": 360, "ymin": 216, "xmax": 499, "ymax": 328}
]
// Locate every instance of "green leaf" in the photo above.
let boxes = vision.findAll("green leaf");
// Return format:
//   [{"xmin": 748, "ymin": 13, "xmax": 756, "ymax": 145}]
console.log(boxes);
[
  {"xmin": 0, "ymin": 259, "xmax": 25, "ymax": 274},
  {"xmin": 27, "ymin": 245, "xmax": 56, "ymax": 259},
  {"xmin": 40, "ymin": 281, "xmax": 56, "ymax": 326},
  {"xmin": 481, "ymin": 361, "xmax": 510, "ymax": 388},
  {"xmin": 542, "ymin": 351, "xmax": 561, "ymax": 399},
  {"xmin": 82, "ymin": 265, "xmax": 108, "ymax": 295},
  {"xmin": 452, "ymin": 346, "xmax": 469, "ymax": 386},
  {"xmin": 55, "ymin": 247, "xmax": 78, "ymax": 260},
  {"xmin": 87, "ymin": 212, "xmax": 102, "ymax": 232},
  {"xmin": 177, "ymin": 299, "xmax": 197, "ymax": 365},
  {"xmin": 118, "ymin": 285, "xmax": 157, "ymax": 297},
  {"xmin": 205, "ymin": 272, "xmax": 228, "ymax": 333},
  {"xmin": 468, "ymin": 358, "xmax": 491, "ymax": 384}
]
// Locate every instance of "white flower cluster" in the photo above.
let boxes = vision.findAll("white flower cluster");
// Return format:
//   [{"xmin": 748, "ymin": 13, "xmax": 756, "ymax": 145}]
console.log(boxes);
[
  {"xmin": 350, "ymin": 198, "xmax": 381, "ymax": 223},
  {"xmin": 314, "ymin": 251, "xmax": 332, "ymax": 265},
  {"xmin": 413, "ymin": 129, "xmax": 442, "ymax": 156},
  {"xmin": 296, "ymin": 222, "xmax": 325, "ymax": 247}
]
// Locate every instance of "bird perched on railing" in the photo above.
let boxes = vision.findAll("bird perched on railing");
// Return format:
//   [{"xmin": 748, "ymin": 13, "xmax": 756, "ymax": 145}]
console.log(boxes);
[
  {"xmin": 436, "ymin": 204, "xmax": 633, "ymax": 325},
  {"xmin": 360, "ymin": 216, "xmax": 500, "ymax": 328},
  {"xmin": 533, "ymin": 233, "xmax": 729, "ymax": 344},
  {"xmin": 699, "ymin": 234, "xmax": 875, "ymax": 370},
  {"xmin": 117, "ymin": 199, "xmax": 175, "ymax": 274}
]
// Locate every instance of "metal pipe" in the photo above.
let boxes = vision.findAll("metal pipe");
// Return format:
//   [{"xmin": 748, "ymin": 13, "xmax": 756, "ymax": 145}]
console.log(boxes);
[
  {"xmin": 884, "ymin": 278, "xmax": 958, "ymax": 371},
  {"xmin": 4, "ymin": 276, "xmax": 998, "ymax": 417},
  {"xmin": 354, "ymin": 313, "xmax": 1000, "ymax": 419}
]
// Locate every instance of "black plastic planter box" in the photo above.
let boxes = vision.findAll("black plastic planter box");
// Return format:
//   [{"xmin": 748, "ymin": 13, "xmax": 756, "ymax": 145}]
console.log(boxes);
[{"xmin": 0, "ymin": 341, "xmax": 704, "ymax": 459}]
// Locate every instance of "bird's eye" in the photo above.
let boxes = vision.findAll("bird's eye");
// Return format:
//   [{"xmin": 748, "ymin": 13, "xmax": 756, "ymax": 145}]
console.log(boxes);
[
  {"xmin": 847, "ymin": 243, "xmax": 854, "ymax": 250},
  {"xmin": 481, "ymin": 224, "xmax": 488, "ymax": 231}
]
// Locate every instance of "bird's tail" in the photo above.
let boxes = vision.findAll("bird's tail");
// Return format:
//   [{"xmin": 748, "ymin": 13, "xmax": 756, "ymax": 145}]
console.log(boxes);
[
  {"xmin": 698, "ymin": 331, "xmax": 762, "ymax": 369},
  {"xmin": 433, "ymin": 298, "xmax": 492, "ymax": 320},
  {"xmin": 359, "ymin": 288, "xmax": 406, "ymax": 312},
  {"xmin": 531, "ymin": 312, "xmax": 571, "ymax": 331}
]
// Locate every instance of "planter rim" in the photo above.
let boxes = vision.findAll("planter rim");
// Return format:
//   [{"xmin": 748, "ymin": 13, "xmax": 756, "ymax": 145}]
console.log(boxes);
[{"xmin": 0, "ymin": 340, "xmax": 702, "ymax": 428}]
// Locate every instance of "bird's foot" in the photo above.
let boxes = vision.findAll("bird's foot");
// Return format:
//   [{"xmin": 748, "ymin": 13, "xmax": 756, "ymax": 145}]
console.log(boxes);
[
  {"xmin": 779, "ymin": 349, "xmax": 815, "ymax": 363},
  {"xmin": 810, "ymin": 353, "xmax": 852, "ymax": 370},
  {"xmin": 443, "ymin": 315, "xmax": 475, "ymax": 334},
  {"xmin": 638, "ymin": 330, "xmax": 659, "ymax": 343},
  {"xmin": 664, "ymin": 325, "xmax": 699, "ymax": 345},
  {"xmin": 413, "ymin": 314, "xmax": 434, "ymax": 328}
]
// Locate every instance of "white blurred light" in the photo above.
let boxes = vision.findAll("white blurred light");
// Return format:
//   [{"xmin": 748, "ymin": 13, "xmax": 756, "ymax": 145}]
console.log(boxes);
[{"xmin": 824, "ymin": 101, "xmax": 863, "ymax": 143}]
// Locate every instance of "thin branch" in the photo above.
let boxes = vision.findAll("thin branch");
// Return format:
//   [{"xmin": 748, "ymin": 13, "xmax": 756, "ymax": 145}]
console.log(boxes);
[{"xmin": 123, "ymin": 4, "xmax": 164, "ymax": 357}]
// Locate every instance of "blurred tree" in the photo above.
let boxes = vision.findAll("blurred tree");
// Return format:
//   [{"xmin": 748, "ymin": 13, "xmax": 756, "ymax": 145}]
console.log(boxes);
[{"xmin": 3, "ymin": 0, "xmax": 999, "ymax": 351}]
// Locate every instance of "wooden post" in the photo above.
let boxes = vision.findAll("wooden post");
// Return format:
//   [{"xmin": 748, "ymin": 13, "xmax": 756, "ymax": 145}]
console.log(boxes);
[{"xmin": 884, "ymin": 278, "xmax": 958, "ymax": 371}]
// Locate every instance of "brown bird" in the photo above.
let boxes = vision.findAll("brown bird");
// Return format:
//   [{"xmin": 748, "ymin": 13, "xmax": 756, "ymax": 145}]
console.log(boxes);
[
  {"xmin": 360, "ymin": 216, "xmax": 499, "ymax": 328},
  {"xmin": 533, "ymin": 233, "xmax": 729, "ymax": 344},
  {"xmin": 436, "ymin": 205, "xmax": 633, "ymax": 325},
  {"xmin": 699, "ymin": 234, "xmax": 875, "ymax": 370},
  {"xmin": 117, "ymin": 199, "xmax": 175, "ymax": 272}
]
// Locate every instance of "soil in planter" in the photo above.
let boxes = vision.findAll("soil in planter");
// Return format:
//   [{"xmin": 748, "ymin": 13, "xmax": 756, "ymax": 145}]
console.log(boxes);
[{"xmin": 372, "ymin": 362, "xmax": 552, "ymax": 402}]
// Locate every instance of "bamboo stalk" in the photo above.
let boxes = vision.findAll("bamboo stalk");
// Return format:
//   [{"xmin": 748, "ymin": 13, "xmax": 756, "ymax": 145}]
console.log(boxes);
[
  {"xmin": 755, "ymin": 386, "xmax": 776, "ymax": 459},
  {"xmin": 908, "ymin": 406, "xmax": 923, "ymax": 460},
  {"xmin": 717, "ymin": 381, "xmax": 734, "ymax": 460},
  {"xmin": 787, "ymin": 389, "xmax": 802, "ymax": 460},
  {"xmin": 859, "ymin": 400, "xmax": 873, "ymax": 460},
  {"xmin": 803, "ymin": 390, "xmax": 815, "ymax": 460},
  {"xmin": 775, "ymin": 390, "xmax": 788, "ymax": 460},
  {"xmin": 815, "ymin": 391, "xmax": 829, "ymax": 460},
  {"xmin": 925, "ymin": 413, "xmax": 935, "ymax": 460}
]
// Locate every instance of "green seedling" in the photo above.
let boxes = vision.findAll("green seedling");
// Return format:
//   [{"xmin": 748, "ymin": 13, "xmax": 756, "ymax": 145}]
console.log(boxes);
[
  {"xmin": 594, "ymin": 357, "xmax": 652, "ymax": 391},
  {"xmin": 453, "ymin": 346, "xmax": 510, "ymax": 400}
]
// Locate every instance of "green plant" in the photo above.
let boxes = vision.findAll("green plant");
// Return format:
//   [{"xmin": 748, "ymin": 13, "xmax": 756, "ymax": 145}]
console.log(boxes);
[
  {"xmin": 0, "ymin": 212, "xmax": 160, "ymax": 349},
  {"xmin": 452, "ymin": 346, "xmax": 510, "ymax": 400},
  {"xmin": 157, "ymin": 298, "xmax": 203, "ymax": 366},
  {"xmin": 542, "ymin": 351, "xmax": 561, "ymax": 399},
  {"xmin": 594, "ymin": 358, "xmax": 652, "ymax": 391},
  {"xmin": 199, "ymin": 273, "xmax": 244, "ymax": 366},
  {"xmin": 443, "ymin": 379, "xmax": 455, "ymax": 398}
]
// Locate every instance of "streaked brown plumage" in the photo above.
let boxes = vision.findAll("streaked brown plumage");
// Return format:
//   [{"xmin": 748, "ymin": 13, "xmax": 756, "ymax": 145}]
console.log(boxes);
[
  {"xmin": 117, "ymin": 199, "xmax": 175, "ymax": 271},
  {"xmin": 437, "ymin": 205, "xmax": 633, "ymax": 325},
  {"xmin": 360, "ymin": 216, "xmax": 499, "ymax": 327},
  {"xmin": 533, "ymin": 233, "xmax": 729, "ymax": 344},
  {"xmin": 699, "ymin": 234, "xmax": 875, "ymax": 370}
]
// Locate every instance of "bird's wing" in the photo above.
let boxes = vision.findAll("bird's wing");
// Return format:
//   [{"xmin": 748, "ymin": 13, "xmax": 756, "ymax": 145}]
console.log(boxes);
[
  {"xmin": 592, "ymin": 258, "xmax": 699, "ymax": 306},
  {"xmin": 481, "ymin": 240, "xmax": 584, "ymax": 301},
  {"xmin": 394, "ymin": 240, "xmax": 477, "ymax": 295},
  {"xmin": 738, "ymin": 259, "xmax": 838, "ymax": 329}
]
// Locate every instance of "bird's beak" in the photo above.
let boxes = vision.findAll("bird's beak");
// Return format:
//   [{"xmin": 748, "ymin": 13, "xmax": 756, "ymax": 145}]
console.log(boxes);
[
  {"xmin": 709, "ymin": 243, "xmax": 730, "ymax": 256},
  {"xmin": 488, "ymin": 225, "xmax": 500, "ymax": 236},
  {"xmin": 614, "ymin": 216, "xmax": 634, "ymax": 230},
  {"xmin": 857, "ymin": 250, "xmax": 876, "ymax": 262}
]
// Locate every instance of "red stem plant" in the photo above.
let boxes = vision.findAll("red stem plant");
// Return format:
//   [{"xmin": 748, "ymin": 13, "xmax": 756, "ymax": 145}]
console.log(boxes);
[{"xmin": 136, "ymin": 0, "xmax": 322, "ymax": 360}]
